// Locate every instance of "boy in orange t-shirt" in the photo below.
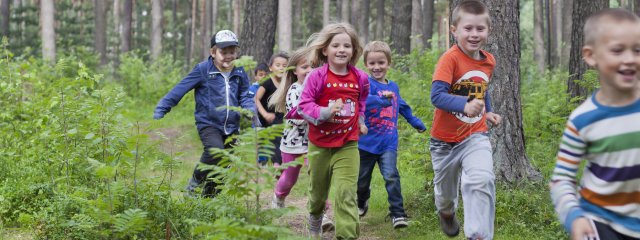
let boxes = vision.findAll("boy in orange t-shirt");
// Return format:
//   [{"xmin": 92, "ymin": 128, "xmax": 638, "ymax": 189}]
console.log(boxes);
[{"xmin": 428, "ymin": 1, "xmax": 501, "ymax": 239}]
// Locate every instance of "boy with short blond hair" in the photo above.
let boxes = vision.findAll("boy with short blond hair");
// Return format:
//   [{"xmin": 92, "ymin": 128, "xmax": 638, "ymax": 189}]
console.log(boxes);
[
  {"xmin": 428, "ymin": 1, "xmax": 501, "ymax": 239},
  {"xmin": 357, "ymin": 41, "xmax": 426, "ymax": 229},
  {"xmin": 550, "ymin": 8, "xmax": 640, "ymax": 240}
]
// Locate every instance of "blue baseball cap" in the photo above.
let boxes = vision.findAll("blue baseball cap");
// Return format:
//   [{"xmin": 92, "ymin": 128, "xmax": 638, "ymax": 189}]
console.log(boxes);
[{"xmin": 211, "ymin": 30, "xmax": 239, "ymax": 48}]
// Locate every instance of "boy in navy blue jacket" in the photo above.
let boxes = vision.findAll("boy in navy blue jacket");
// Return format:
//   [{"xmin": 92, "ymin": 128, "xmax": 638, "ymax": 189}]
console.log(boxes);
[
  {"xmin": 153, "ymin": 30, "xmax": 257, "ymax": 198},
  {"xmin": 357, "ymin": 41, "xmax": 426, "ymax": 229}
]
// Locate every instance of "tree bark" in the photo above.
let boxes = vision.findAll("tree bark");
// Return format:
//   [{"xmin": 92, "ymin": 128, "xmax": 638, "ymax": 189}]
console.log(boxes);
[
  {"xmin": 351, "ymin": 0, "xmax": 358, "ymax": 28},
  {"xmin": 360, "ymin": 0, "xmax": 369, "ymax": 44},
  {"xmin": 533, "ymin": 0, "xmax": 545, "ymax": 73},
  {"xmin": 172, "ymin": 0, "xmax": 177, "ymax": 61},
  {"xmin": 411, "ymin": 0, "xmax": 422, "ymax": 51},
  {"xmin": 568, "ymin": 0, "xmax": 608, "ymax": 99},
  {"xmin": 390, "ymin": 0, "xmax": 411, "ymax": 56},
  {"xmin": 241, "ymin": 0, "xmax": 278, "ymax": 64},
  {"xmin": 234, "ymin": 0, "xmax": 241, "ymax": 34},
  {"xmin": 337, "ymin": 0, "xmax": 343, "ymax": 20},
  {"xmin": 200, "ymin": 0, "xmax": 206, "ymax": 61},
  {"xmin": 113, "ymin": 0, "xmax": 121, "ymax": 60},
  {"xmin": 151, "ymin": 0, "xmax": 163, "ymax": 63},
  {"xmin": 185, "ymin": 0, "xmax": 193, "ymax": 66},
  {"xmin": 190, "ymin": 0, "xmax": 197, "ymax": 63},
  {"xmin": 294, "ymin": 0, "xmax": 302, "ymax": 47},
  {"xmin": 228, "ymin": 0, "xmax": 232, "ymax": 29},
  {"xmin": 205, "ymin": 0, "xmax": 212, "ymax": 58},
  {"xmin": 323, "ymin": 0, "xmax": 330, "ymax": 26},
  {"xmin": 552, "ymin": 0, "xmax": 561, "ymax": 69},
  {"xmin": 423, "ymin": 0, "xmax": 434, "ymax": 49},
  {"xmin": 375, "ymin": 0, "xmax": 383, "ymax": 40},
  {"xmin": 562, "ymin": 0, "xmax": 572, "ymax": 68},
  {"xmin": 122, "ymin": 0, "xmax": 133, "ymax": 53},
  {"xmin": 0, "ymin": 0, "xmax": 9, "ymax": 39},
  {"xmin": 342, "ymin": 0, "xmax": 350, "ymax": 22},
  {"xmin": 278, "ymin": 0, "xmax": 292, "ymax": 53},
  {"xmin": 635, "ymin": 0, "xmax": 640, "ymax": 16},
  {"xmin": 212, "ymin": 0, "xmax": 218, "ymax": 32},
  {"xmin": 94, "ymin": 0, "xmax": 107, "ymax": 66},
  {"xmin": 41, "ymin": 0, "xmax": 55, "ymax": 61}
]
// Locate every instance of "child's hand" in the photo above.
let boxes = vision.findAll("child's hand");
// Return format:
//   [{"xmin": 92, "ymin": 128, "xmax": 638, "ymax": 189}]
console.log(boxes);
[
  {"xmin": 358, "ymin": 124, "xmax": 368, "ymax": 136},
  {"xmin": 330, "ymin": 98, "xmax": 344, "ymax": 117},
  {"xmin": 382, "ymin": 91, "xmax": 393, "ymax": 100},
  {"xmin": 486, "ymin": 112, "xmax": 501, "ymax": 126},
  {"xmin": 463, "ymin": 99, "xmax": 485, "ymax": 117},
  {"xmin": 264, "ymin": 112, "xmax": 276, "ymax": 123},
  {"xmin": 571, "ymin": 217, "xmax": 595, "ymax": 240},
  {"xmin": 417, "ymin": 129, "xmax": 425, "ymax": 133}
]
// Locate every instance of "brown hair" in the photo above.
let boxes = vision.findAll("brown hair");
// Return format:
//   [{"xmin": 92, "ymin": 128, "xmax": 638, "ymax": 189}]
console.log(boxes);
[
  {"xmin": 363, "ymin": 41, "xmax": 392, "ymax": 63},
  {"xmin": 305, "ymin": 22, "xmax": 363, "ymax": 68},
  {"xmin": 268, "ymin": 48, "xmax": 308, "ymax": 113},
  {"xmin": 584, "ymin": 8, "xmax": 640, "ymax": 46},
  {"xmin": 451, "ymin": 0, "xmax": 491, "ymax": 28}
]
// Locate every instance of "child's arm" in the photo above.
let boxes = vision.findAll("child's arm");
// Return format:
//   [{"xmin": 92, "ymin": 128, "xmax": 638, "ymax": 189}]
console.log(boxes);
[
  {"xmin": 549, "ymin": 120, "xmax": 587, "ymax": 235},
  {"xmin": 153, "ymin": 66, "xmax": 202, "ymax": 119},
  {"xmin": 296, "ymin": 70, "xmax": 332, "ymax": 125},
  {"xmin": 398, "ymin": 96, "xmax": 426, "ymax": 132},
  {"xmin": 430, "ymin": 81, "xmax": 467, "ymax": 113},
  {"xmin": 255, "ymin": 86, "xmax": 275, "ymax": 123}
]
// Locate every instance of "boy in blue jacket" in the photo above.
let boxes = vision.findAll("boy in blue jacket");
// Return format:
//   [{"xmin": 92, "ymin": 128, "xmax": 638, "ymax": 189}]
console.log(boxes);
[
  {"xmin": 153, "ymin": 30, "xmax": 257, "ymax": 198},
  {"xmin": 357, "ymin": 41, "xmax": 426, "ymax": 229}
]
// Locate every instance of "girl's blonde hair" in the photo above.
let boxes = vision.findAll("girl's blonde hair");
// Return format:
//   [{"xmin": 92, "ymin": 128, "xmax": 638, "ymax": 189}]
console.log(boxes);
[
  {"xmin": 268, "ymin": 47, "xmax": 309, "ymax": 113},
  {"xmin": 305, "ymin": 22, "xmax": 363, "ymax": 68}
]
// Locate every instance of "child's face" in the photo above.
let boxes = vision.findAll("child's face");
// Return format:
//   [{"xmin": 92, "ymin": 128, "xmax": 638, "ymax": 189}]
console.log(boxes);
[
  {"xmin": 254, "ymin": 70, "xmax": 268, "ymax": 82},
  {"xmin": 213, "ymin": 47, "xmax": 237, "ymax": 69},
  {"xmin": 583, "ymin": 21, "xmax": 640, "ymax": 93},
  {"xmin": 293, "ymin": 59, "xmax": 311, "ymax": 83},
  {"xmin": 270, "ymin": 57, "xmax": 288, "ymax": 81},
  {"xmin": 451, "ymin": 12, "xmax": 490, "ymax": 58},
  {"xmin": 322, "ymin": 33, "xmax": 353, "ymax": 68},
  {"xmin": 365, "ymin": 52, "xmax": 391, "ymax": 83}
]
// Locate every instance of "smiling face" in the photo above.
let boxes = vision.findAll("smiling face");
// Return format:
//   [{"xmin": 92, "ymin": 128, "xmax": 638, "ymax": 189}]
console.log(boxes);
[
  {"xmin": 254, "ymin": 70, "xmax": 268, "ymax": 82},
  {"xmin": 213, "ymin": 46, "xmax": 237, "ymax": 69},
  {"xmin": 451, "ymin": 12, "xmax": 490, "ymax": 59},
  {"xmin": 269, "ymin": 57, "xmax": 288, "ymax": 81},
  {"xmin": 322, "ymin": 33, "xmax": 354, "ymax": 71},
  {"xmin": 584, "ymin": 21, "xmax": 640, "ymax": 94},
  {"xmin": 293, "ymin": 59, "xmax": 311, "ymax": 84},
  {"xmin": 365, "ymin": 52, "xmax": 391, "ymax": 83}
]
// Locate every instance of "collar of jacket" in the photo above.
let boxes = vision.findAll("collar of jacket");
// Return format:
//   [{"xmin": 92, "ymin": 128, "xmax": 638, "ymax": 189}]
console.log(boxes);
[{"xmin": 207, "ymin": 56, "xmax": 244, "ymax": 79}]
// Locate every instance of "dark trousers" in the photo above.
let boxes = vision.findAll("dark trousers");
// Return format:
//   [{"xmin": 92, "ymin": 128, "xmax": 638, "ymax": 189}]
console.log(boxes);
[
  {"xmin": 592, "ymin": 219, "xmax": 640, "ymax": 240},
  {"xmin": 186, "ymin": 126, "xmax": 237, "ymax": 198},
  {"xmin": 258, "ymin": 116, "xmax": 283, "ymax": 165},
  {"xmin": 357, "ymin": 149, "xmax": 405, "ymax": 214}
]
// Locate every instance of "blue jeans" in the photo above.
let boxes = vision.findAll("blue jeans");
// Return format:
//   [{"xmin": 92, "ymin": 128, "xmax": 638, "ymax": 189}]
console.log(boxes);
[{"xmin": 357, "ymin": 149, "xmax": 405, "ymax": 214}]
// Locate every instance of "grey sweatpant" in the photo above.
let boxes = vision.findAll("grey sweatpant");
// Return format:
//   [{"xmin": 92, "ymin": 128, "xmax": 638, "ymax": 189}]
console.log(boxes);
[{"xmin": 429, "ymin": 132, "xmax": 495, "ymax": 240}]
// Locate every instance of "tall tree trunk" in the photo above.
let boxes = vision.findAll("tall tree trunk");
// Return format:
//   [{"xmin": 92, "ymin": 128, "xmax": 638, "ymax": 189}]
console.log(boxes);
[
  {"xmin": 635, "ymin": 0, "xmax": 640, "ymax": 16},
  {"xmin": 190, "ymin": 0, "xmax": 197, "ymax": 63},
  {"xmin": 151, "ymin": 0, "xmax": 163, "ymax": 63},
  {"xmin": 410, "ymin": 0, "xmax": 422, "ymax": 50},
  {"xmin": 278, "ymin": 0, "xmax": 292, "ymax": 52},
  {"xmin": 172, "ymin": 0, "xmax": 177, "ymax": 61},
  {"xmin": 41, "ymin": 0, "xmax": 55, "ymax": 61},
  {"xmin": 241, "ymin": 0, "xmax": 278, "ymax": 64},
  {"xmin": 95, "ymin": 0, "xmax": 107, "ymax": 66},
  {"xmin": 422, "ymin": 0, "xmax": 434, "ymax": 49},
  {"xmin": 227, "ymin": 0, "xmax": 232, "ymax": 29},
  {"xmin": 294, "ymin": 0, "xmax": 302, "ymax": 47},
  {"xmin": 342, "ymin": 0, "xmax": 350, "ymax": 22},
  {"xmin": 375, "ymin": 0, "xmax": 383, "ymax": 40},
  {"xmin": 309, "ymin": 0, "xmax": 317, "ymax": 28},
  {"xmin": 0, "ymin": 0, "xmax": 9, "ymax": 39},
  {"xmin": 205, "ymin": 0, "xmax": 212, "ymax": 54},
  {"xmin": 200, "ymin": 0, "xmax": 206, "ymax": 61},
  {"xmin": 212, "ymin": 0, "xmax": 218, "ymax": 32},
  {"xmin": 568, "ymin": 0, "xmax": 608, "ymax": 99},
  {"xmin": 533, "ymin": 0, "xmax": 545, "ymax": 73},
  {"xmin": 350, "ymin": 0, "xmax": 358, "ymax": 28},
  {"xmin": 113, "ymin": 0, "xmax": 121, "ymax": 61},
  {"xmin": 234, "ymin": 0, "xmax": 241, "ymax": 34},
  {"xmin": 185, "ymin": 0, "xmax": 193, "ymax": 67},
  {"xmin": 122, "ymin": 0, "xmax": 133, "ymax": 53},
  {"xmin": 562, "ymin": 0, "xmax": 572, "ymax": 69},
  {"xmin": 323, "ymin": 0, "xmax": 330, "ymax": 26},
  {"xmin": 360, "ymin": 0, "xmax": 369, "ymax": 44},
  {"xmin": 552, "ymin": 0, "xmax": 561, "ymax": 69},
  {"xmin": 390, "ymin": 0, "xmax": 411, "ymax": 56},
  {"xmin": 337, "ymin": 0, "xmax": 343, "ymax": 20}
]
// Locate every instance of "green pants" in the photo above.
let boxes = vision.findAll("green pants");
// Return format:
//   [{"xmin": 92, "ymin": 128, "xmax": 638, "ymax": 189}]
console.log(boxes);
[{"xmin": 308, "ymin": 141, "xmax": 360, "ymax": 240}]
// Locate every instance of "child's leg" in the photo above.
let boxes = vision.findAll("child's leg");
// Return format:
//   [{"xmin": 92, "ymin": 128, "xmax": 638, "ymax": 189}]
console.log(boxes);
[
  {"xmin": 331, "ymin": 141, "xmax": 361, "ymax": 239},
  {"xmin": 459, "ymin": 133, "xmax": 495, "ymax": 240},
  {"xmin": 189, "ymin": 126, "xmax": 236, "ymax": 197},
  {"xmin": 274, "ymin": 153, "xmax": 304, "ymax": 199},
  {"xmin": 377, "ymin": 151, "xmax": 405, "ymax": 214},
  {"xmin": 357, "ymin": 149, "xmax": 379, "ymax": 204},
  {"xmin": 304, "ymin": 157, "xmax": 331, "ymax": 211},
  {"xmin": 307, "ymin": 143, "xmax": 333, "ymax": 219},
  {"xmin": 270, "ymin": 136, "xmax": 283, "ymax": 166},
  {"xmin": 429, "ymin": 137, "xmax": 462, "ymax": 215}
]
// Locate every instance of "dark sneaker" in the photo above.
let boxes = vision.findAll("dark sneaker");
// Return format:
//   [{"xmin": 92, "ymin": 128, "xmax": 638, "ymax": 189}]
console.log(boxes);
[
  {"xmin": 391, "ymin": 213, "xmax": 409, "ymax": 229},
  {"xmin": 305, "ymin": 214, "xmax": 322, "ymax": 239},
  {"xmin": 438, "ymin": 211, "xmax": 460, "ymax": 237},
  {"xmin": 357, "ymin": 199, "xmax": 369, "ymax": 217}
]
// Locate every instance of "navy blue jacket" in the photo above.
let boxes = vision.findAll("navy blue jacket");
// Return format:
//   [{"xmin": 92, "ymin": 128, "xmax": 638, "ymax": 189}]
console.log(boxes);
[{"xmin": 153, "ymin": 56, "xmax": 257, "ymax": 134}]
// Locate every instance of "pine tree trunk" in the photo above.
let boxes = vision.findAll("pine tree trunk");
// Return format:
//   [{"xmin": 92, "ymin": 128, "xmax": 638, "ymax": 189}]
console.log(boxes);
[
  {"xmin": 200, "ymin": 0, "xmax": 206, "ymax": 61},
  {"xmin": 323, "ymin": 0, "xmax": 330, "ymax": 26},
  {"xmin": 342, "ymin": 0, "xmax": 350, "ymax": 22},
  {"xmin": 423, "ymin": 0, "xmax": 434, "ymax": 49},
  {"xmin": 190, "ymin": 0, "xmax": 197, "ymax": 63},
  {"xmin": 360, "ymin": 0, "xmax": 369, "ymax": 44},
  {"xmin": 241, "ymin": 0, "xmax": 278, "ymax": 64},
  {"xmin": 337, "ymin": 0, "xmax": 343, "ymax": 20},
  {"xmin": 113, "ymin": 0, "xmax": 121, "ymax": 60},
  {"xmin": 278, "ymin": 0, "xmax": 292, "ymax": 53},
  {"xmin": 205, "ymin": 0, "xmax": 212, "ymax": 49},
  {"xmin": 375, "ymin": 0, "xmax": 383, "ymax": 40},
  {"xmin": 411, "ymin": 0, "xmax": 422, "ymax": 51},
  {"xmin": 172, "ymin": 0, "xmax": 177, "ymax": 61},
  {"xmin": 562, "ymin": 0, "xmax": 572, "ymax": 69},
  {"xmin": 552, "ymin": 0, "xmax": 561, "ymax": 69},
  {"xmin": 568, "ymin": 0, "xmax": 608, "ymax": 100},
  {"xmin": 94, "ymin": 0, "xmax": 107, "ymax": 66},
  {"xmin": 351, "ymin": 0, "xmax": 358, "ymax": 28},
  {"xmin": 41, "ymin": 0, "xmax": 55, "ymax": 61},
  {"xmin": 533, "ymin": 0, "xmax": 545, "ymax": 73},
  {"xmin": 635, "ymin": 0, "xmax": 640, "ymax": 16},
  {"xmin": 390, "ymin": 0, "xmax": 411, "ymax": 56},
  {"xmin": 151, "ymin": 0, "xmax": 163, "ymax": 63},
  {"xmin": 294, "ymin": 0, "xmax": 302, "ymax": 47},
  {"xmin": 212, "ymin": 0, "xmax": 218, "ymax": 32},
  {"xmin": 122, "ymin": 0, "xmax": 133, "ymax": 53},
  {"xmin": 234, "ymin": 0, "xmax": 241, "ymax": 34},
  {"xmin": 1, "ymin": 0, "xmax": 10, "ymax": 39},
  {"xmin": 185, "ymin": 0, "xmax": 193, "ymax": 67}
]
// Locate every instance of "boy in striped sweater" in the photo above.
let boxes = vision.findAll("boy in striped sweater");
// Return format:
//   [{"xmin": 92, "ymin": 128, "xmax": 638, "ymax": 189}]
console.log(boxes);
[{"xmin": 550, "ymin": 9, "xmax": 640, "ymax": 240}]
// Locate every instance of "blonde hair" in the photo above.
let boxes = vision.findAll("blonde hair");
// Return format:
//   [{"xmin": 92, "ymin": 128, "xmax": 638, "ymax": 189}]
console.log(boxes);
[
  {"xmin": 268, "ymin": 48, "xmax": 309, "ymax": 113},
  {"xmin": 451, "ymin": 0, "xmax": 491, "ymax": 28},
  {"xmin": 584, "ymin": 8, "xmax": 640, "ymax": 46},
  {"xmin": 363, "ymin": 41, "xmax": 392, "ymax": 63},
  {"xmin": 305, "ymin": 22, "xmax": 363, "ymax": 68}
]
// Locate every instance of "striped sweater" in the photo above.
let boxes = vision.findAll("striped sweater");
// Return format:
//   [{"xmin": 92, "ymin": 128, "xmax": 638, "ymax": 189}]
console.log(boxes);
[{"xmin": 550, "ymin": 93, "xmax": 640, "ymax": 237}]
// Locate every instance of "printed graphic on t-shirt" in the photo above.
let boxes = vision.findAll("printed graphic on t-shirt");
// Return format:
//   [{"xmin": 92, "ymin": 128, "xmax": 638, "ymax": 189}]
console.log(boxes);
[
  {"xmin": 369, "ymin": 91, "xmax": 397, "ymax": 135},
  {"xmin": 449, "ymin": 70, "xmax": 489, "ymax": 124}
]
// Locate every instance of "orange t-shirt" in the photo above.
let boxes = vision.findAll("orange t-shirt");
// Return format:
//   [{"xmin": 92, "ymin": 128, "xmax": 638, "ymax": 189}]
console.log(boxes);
[{"xmin": 431, "ymin": 45, "xmax": 496, "ymax": 143}]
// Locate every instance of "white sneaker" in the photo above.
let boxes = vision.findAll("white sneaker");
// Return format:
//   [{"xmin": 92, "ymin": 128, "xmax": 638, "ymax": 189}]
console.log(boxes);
[
  {"xmin": 271, "ymin": 194, "xmax": 285, "ymax": 209},
  {"xmin": 321, "ymin": 214, "xmax": 335, "ymax": 232}
]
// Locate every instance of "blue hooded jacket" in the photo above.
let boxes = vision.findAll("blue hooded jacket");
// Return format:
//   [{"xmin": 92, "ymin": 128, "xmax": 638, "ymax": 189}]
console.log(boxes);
[{"xmin": 153, "ymin": 56, "xmax": 257, "ymax": 134}]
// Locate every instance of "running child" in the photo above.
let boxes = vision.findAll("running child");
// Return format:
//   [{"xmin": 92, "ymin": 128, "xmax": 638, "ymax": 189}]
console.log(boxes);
[
  {"xmin": 550, "ymin": 9, "xmax": 640, "ymax": 240},
  {"xmin": 286, "ymin": 22, "xmax": 369, "ymax": 239},
  {"xmin": 428, "ymin": 1, "xmax": 501, "ymax": 239},
  {"xmin": 248, "ymin": 63, "xmax": 270, "ymax": 98},
  {"xmin": 255, "ymin": 53, "xmax": 289, "ymax": 167},
  {"xmin": 267, "ymin": 48, "xmax": 334, "ymax": 232},
  {"xmin": 356, "ymin": 41, "xmax": 426, "ymax": 229},
  {"xmin": 153, "ymin": 30, "xmax": 256, "ymax": 198}
]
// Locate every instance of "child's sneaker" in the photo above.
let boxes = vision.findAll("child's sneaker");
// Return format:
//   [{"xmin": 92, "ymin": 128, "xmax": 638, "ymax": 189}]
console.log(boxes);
[
  {"xmin": 271, "ymin": 194, "xmax": 285, "ymax": 209},
  {"xmin": 357, "ymin": 199, "xmax": 369, "ymax": 217},
  {"xmin": 438, "ymin": 211, "xmax": 460, "ymax": 237},
  {"xmin": 321, "ymin": 214, "xmax": 334, "ymax": 232},
  {"xmin": 305, "ymin": 214, "xmax": 322, "ymax": 239},
  {"xmin": 389, "ymin": 212, "xmax": 409, "ymax": 229}
]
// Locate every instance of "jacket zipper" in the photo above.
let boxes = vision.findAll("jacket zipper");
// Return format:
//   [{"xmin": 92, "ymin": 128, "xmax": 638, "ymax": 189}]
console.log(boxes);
[{"xmin": 211, "ymin": 71, "xmax": 231, "ymax": 135}]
